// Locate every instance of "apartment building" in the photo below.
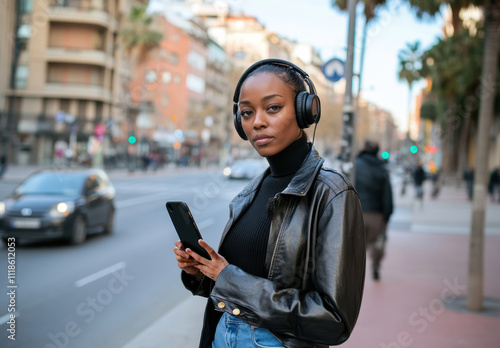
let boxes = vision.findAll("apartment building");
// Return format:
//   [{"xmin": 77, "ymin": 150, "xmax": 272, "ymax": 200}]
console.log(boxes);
[
  {"xmin": 129, "ymin": 13, "xmax": 191, "ymax": 155},
  {"xmin": 129, "ymin": 8, "xmax": 230, "ymax": 165},
  {"xmin": 0, "ymin": 0, "xmax": 147, "ymax": 165}
]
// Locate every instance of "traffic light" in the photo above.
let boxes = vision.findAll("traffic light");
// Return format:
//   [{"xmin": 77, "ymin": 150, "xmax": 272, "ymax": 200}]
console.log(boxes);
[
  {"xmin": 381, "ymin": 151, "xmax": 390, "ymax": 160},
  {"xmin": 128, "ymin": 133, "xmax": 137, "ymax": 144},
  {"xmin": 410, "ymin": 145, "xmax": 418, "ymax": 154}
]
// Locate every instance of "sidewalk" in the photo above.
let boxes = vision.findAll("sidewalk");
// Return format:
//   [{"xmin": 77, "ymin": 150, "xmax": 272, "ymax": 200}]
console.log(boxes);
[
  {"xmin": 343, "ymin": 182, "xmax": 500, "ymax": 347},
  {"xmin": 123, "ymin": 182, "xmax": 500, "ymax": 348}
]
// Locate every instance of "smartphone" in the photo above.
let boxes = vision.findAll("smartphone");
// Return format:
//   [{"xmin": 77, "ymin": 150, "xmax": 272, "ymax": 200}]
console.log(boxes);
[{"xmin": 166, "ymin": 201, "xmax": 211, "ymax": 260}]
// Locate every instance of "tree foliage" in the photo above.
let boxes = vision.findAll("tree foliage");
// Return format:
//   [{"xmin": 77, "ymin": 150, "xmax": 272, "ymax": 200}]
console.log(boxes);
[
  {"xmin": 420, "ymin": 101, "xmax": 438, "ymax": 121},
  {"xmin": 407, "ymin": 0, "xmax": 483, "ymax": 32},
  {"xmin": 331, "ymin": 0, "xmax": 388, "ymax": 22},
  {"xmin": 122, "ymin": 5, "xmax": 163, "ymax": 62},
  {"xmin": 421, "ymin": 28, "xmax": 483, "ymax": 102},
  {"xmin": 398, "ymin": 41, "xmax": 423, "ymax": 88}
]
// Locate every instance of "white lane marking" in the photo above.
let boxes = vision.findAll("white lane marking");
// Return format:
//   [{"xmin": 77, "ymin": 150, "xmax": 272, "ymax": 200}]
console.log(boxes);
[
  {"xmin": 75, "ymin": 262, "xmax": 126, "ymax": 288},
  {"xmin": 0, "ymin": 312, "xmax": 18, "ymax": 326},
  {"xmin": 197, "ymin": 218, "xmax": 215, "ymax": 230},
  {"xmin": 116, "ymin": 192, "xmax": 169, "ymax": 209}
]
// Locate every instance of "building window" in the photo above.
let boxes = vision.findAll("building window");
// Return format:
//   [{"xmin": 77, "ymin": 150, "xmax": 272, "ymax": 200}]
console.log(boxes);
[
  {"xmin": 162, "ymin": 71, "xmax": 171, "ymax": 84},
  {"xmin": 188, "ymin": 51, "xmax": 206, "ymax": 71},
  {"xmin": 169, "ymin": 53, "xmax": 179, "ymax": 65},
  {"xmin": 162, "ymin": 94, "xmax": 169, "ymax": 107},
  {"xmin": 172, "ymin": 33, "xmax": 179, "ymax": 42},
  {"xmin": 173, "ymin": 75, "xmax": 181, "ymax": 84},
  {"xmin": 18, "ymin": 25, "xmax": 31, "ymax": 39},
  {"xmin": 49, "ymin": 23, "xmax": 105, "ymax": 50},
  {"xmin": 51, "ymin": 0, "xmax": 107, "ymax": 11},
  {"xmin": 145, "ymin": 70, "xmax": 157, "ymax": 83},
  {"xmin": 78, "ymin": 100, "xmax": 86, "ymax": 119},
  {"xmin": 20, "ymin": 0, "xmax": 33, "ymax": 13},
  {"xmin": 48, "ymin": 63, "xmax": 104, "ymax": 86},
  {"xmin": 186, "ymin": 74, "xmax": 205, "ymax": 94},
  {"xmin": 234, "ymin": 51, "xmax": 246, "ymax": 60},
  {"xmin": 15, "ymin": 66, "xmax": 29, "ymax": 89},
  {"xmin": 159, "ymin": 49, "xmax": 167, "ymax": 58},
  {"xmin": 60, "ymin": 99, "xmax": 70, "ymax": 112},
  {"xmin": 95, "ymin": 102, "xmax": 103, "ymax": 122}
]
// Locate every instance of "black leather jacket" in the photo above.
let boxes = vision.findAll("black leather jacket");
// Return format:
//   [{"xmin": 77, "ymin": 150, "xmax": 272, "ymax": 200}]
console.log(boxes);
[{"xmin": 183, "ymin": 148, "xmax": 366, "ymax": 347}]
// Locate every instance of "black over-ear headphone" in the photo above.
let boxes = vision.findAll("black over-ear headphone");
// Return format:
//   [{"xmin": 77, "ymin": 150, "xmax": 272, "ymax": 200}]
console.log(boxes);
[{"xmin": 232, "ymin": 58, "xmax": 321, "ymax": 141}]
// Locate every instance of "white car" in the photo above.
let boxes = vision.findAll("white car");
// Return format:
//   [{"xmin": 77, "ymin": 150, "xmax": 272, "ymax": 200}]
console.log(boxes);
[{"xmin": 223, "ymin": 159, "xmax": 268, "ymax": 180}]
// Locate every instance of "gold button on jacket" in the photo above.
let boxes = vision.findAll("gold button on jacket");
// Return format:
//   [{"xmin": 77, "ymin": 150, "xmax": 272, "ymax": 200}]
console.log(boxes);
[
  {"xmin": 232, "ymin": 308, "xmax": 240, "ymax": 316},
  {"xmin": 217, "ymin": 302, "xmax": 225, "ymax": 309}
]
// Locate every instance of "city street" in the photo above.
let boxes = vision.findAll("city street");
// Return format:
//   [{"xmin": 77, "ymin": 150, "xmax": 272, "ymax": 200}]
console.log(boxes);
[{"xmin": 0, "ymin": 168, "xmax": 248, "ymax": 348}]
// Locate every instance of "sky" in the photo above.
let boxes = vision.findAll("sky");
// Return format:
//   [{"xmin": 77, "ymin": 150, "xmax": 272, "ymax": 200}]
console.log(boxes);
[{"xmin": 151, "ymin": 0, "xmax": 446, "ymax": 132}]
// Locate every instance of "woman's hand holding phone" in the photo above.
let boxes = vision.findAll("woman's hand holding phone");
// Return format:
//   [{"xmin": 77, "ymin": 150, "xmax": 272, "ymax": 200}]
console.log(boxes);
[
  {"xmin": 185, "ymin": 239, "xmax": 229, "ymax": 282},
  {"xmin": 174, "ymin": 239, "xmax": 229, "ymax": 281},
  {"xmin": 174, "ymin": 240, "xmax": 200, "ymax": 276}
]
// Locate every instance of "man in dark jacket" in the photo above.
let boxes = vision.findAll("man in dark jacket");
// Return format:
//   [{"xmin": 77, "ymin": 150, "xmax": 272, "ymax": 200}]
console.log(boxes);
[
  {"xmin": 488, "ymin": 168, "xmax": 499, "ymax": 202},
  {"xmin": 413, "ymin": 161, "xmax": 426, "ymax": 203},
  {"xmin": 355, "ymin": 140, "xmax": 393, "ymax": 280}
]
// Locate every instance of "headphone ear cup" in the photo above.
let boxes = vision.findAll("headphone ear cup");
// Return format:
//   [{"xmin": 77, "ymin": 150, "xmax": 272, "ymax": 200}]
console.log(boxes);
[
  {"xmin": 233, "ymin": 108, "xmax": 248, "ymax": 141},
  {"xmin": 296, "ymin": 92, "xmax": 321, "ymax": 128},
  {"xmin": 295, "ymin": 91, "xmax": 308, "ymax": 129},
  {"xmin": 306, "ymin": 94, "xmax": 321, "ymax": 125},
  {"xmin": 311, "ymin": 94, "xmax": 321, "ymax": 124}
]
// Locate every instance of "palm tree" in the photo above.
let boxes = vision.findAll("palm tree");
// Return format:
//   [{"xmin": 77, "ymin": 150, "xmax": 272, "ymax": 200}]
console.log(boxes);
[
  {"xmin": 397, "ymin": 41, "xmax": 422, "ymax": 137},
  {"xmin": 406, "ymin": 0, "xmax": 500, "ymax": 312},
  {"xmin": 120, "ymin": 4, "xmax": 163, "ymax": 170},
  {"xmin": 121, "ymin": 4, "xmax": 163, "ymax": 64},
  {"xmin": 467, "ymin": 0, "xmax": 500, "ymax": 312},
  {"xmin": 420, "ymin": 29, "xmax": 483, "ymax": 179}
]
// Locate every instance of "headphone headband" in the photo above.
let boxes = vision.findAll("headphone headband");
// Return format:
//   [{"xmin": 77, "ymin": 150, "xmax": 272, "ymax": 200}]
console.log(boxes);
[{"xmin": 232, "ymin": 58, "xmax": 317, "ymax": 104}]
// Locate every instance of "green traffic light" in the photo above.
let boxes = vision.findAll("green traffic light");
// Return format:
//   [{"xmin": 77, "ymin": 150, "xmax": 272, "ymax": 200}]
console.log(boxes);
[
  {"xmin": 410, "ymin": 145, "xmax": 418, "ymax": 154},
  {"xmin": 128, "ymin": 136, "xmax": 137, "ymax": 144},
  {"xmin": 381, "ymin": 151, "xmax": 390, "ymax": 160}
]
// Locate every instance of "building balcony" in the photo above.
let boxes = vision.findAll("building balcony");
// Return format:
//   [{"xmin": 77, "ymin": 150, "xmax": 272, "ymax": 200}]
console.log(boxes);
[
  {"xmin": 4, "ymin": 84, "xmax": 111, "ymax": 102},
  {"xmin": 48, "ymin": 2, "xmax": 117, "ymax": 31},
  {"xmin": 44, "ymin": 83, "xmax": 111, "ymax": 101},
  {"xmin": 46, "ymin": 47, "xmax": 114, "ymax": 68}
]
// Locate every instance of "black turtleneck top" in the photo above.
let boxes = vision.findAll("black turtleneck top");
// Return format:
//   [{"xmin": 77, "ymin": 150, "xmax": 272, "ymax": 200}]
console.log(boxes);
[{"xmin": 219, "ymin": 134, "xmax": 311, "ymax": 278}]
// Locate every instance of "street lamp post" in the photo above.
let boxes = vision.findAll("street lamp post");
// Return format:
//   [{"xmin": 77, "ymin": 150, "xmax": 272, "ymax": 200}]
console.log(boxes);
[{"xmin": 340, "ymin": 0, "xmax": 358, "ymax": 181}]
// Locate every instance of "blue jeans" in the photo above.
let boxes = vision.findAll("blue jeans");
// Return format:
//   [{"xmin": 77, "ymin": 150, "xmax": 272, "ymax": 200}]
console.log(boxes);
[{"xmin": 212, "ymin": 312, "xmax": 284, "ymax": 348}]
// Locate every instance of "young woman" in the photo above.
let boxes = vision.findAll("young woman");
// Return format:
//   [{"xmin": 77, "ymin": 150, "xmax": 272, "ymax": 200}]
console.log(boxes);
[{"xmin": 173, "ymin": 59, "xmax": 366, "ymax": 348}]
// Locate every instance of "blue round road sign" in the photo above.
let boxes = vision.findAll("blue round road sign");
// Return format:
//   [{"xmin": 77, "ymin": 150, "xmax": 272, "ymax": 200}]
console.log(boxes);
[{"xmin": 322, "ymin": 58, "xmax": 345, "ymax": 83}]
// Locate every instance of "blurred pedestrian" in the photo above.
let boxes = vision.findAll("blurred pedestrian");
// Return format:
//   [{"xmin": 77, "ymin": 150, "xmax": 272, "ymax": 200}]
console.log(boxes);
[
  {"xmin": 0, "ymin": 154, "xmax": 6, "ymax": 179},
  {"xmin": 400, "ymin": 165, "xmax": 411, "ymax": 196},
  {"xmin": 355, "ymin": 140, "xmax": 393, "ymax": 281},
  {"xmin": 150, "ymin": 151, "xmax": 160, "ymax": 171},
  {"xmin": 463, "ymin": 167, "xmax": 475, "ymax": 201},
  {"xmin": 141, "ymin": 154, "xmax": 150, "ymax": 171},
  {"xmin": 489, "ymin": 168, "xmax": 500, "ymax": 202},
  {"xmin": 430, "ymin": 166, "xmax": 441, "ymax": 199},
  {"xmin": 413, "ymin": 161, "xmax": 426, "ymax": 205},
  {"xmin": 173, "ymin": 59, "xmax": 366, "ymax": 347}
]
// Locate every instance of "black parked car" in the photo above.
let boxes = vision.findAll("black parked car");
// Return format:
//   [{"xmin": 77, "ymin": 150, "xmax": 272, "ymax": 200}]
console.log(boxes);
[{"xmin": 0, "ymin": 168, "xmax": 115, "ymax": 246}]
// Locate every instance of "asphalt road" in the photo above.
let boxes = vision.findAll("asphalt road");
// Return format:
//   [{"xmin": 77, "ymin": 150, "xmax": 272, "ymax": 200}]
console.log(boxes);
[{"xmin": 0, "ymin": 170, "xmax": 249, "ymax": 348}]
